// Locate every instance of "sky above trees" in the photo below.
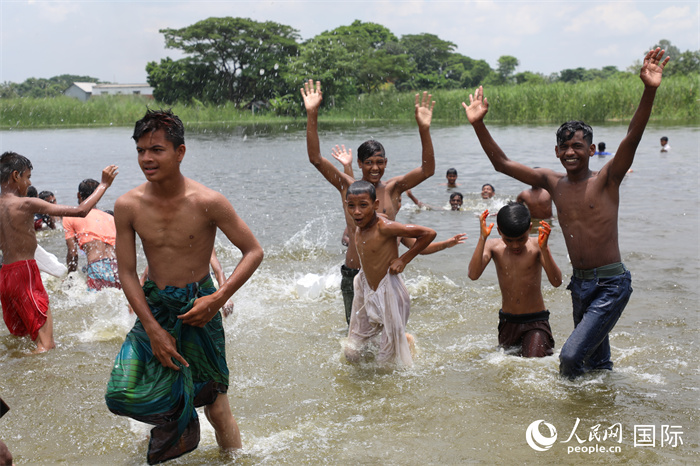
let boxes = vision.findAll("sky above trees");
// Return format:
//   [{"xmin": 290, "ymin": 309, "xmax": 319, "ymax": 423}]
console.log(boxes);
[{"xmin": 0, "ymin": 1, "xmax": 697, "ymax": 84}]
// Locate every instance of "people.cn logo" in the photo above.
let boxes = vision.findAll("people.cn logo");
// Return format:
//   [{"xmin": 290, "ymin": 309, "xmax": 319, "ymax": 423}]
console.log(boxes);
[{"xmin": 526, "ymin": 420, "xmax": 558, "ymax": 451}]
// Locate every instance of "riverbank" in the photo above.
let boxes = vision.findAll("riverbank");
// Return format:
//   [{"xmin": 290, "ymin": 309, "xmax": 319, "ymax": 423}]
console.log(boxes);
[{"xmin": 1, "ymin": 75, "xmax": 696, "ymax": 129}]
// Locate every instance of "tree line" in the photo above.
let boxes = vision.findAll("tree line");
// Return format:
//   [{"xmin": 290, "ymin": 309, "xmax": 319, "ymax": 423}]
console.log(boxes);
[{"xmin": 1, "ymin": 17, "xmax": 698, "ymax": 113}]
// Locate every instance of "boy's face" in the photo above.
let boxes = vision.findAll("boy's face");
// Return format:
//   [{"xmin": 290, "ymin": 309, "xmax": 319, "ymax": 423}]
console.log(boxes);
[
  {"xmin": 498, "ymin": 228, "xmax": 530, "ymax": 255},
  {"xmin": 450, "ymin": 196, "xmax": 463, "ymax": 210},
  {"xmin": 358, "ymin": 152, "xmax": 387, "ymax": 185},
  {"xmin": 346, "ymin": 192, "xmax": 378, "ymax": 229},
  {"xmin": 660, "ymin": 138, "xmax": 667, "ymax": 146},
  {"xmin": 446, "ymin": 173, "xmax": 457, "ymax": 186},
  {"xmin": 15, "ymin": 169, "xmax": 32, "ymax": 197},
  {"xmin": 135, "ymin": 129, "xmax": 185, "ymax": 182},
  {"xmin": 555, "ymin": 130, "xmax": 594, "ymax": 173},
  {"xmin": 481, "ymin": 185, "xmax": 494, "ymax": 199}
]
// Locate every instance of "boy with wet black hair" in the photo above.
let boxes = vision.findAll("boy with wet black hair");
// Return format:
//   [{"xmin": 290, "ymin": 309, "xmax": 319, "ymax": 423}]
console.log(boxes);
[
  {"xmin": 463, "ymin": 48, "xmax": 669, "ymax": 377},
  {"xmin": 445, "ymin": 167, "xmax": 459, "ymax": 188},
  {"xmin": 0, "ymin": 151, "xmax": 117, "ymax": 352},
  {"xmin": 468, "ymin": 202, "xmax": 562, "ymax": 357},
  {"xmin": 344, "ymin": 180, "xmax": 436, "ymax": 367}
]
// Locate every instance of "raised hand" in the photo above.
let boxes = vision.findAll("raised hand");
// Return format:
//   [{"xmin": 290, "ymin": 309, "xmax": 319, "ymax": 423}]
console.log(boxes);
[
  {"xmin": 461, "ymin": 86, "xmax": 489, "ymax": 124},
  {"xmin": 414, "ymin": 91, "xmax": 435, "ymax": 130},
  {"xmin": 538, "ymin": 220, "xmax": 552, "ymax": 249},
  {"xmin": 640, "ymin": 48, "xmax": 670, "ymax": 88},
  {"xmin": 331, "ymin": 144, "xmax": 353, "ymax": 167},
  {"xmin": 480, "ymin": 209, "xmax": 494, "ymax": 239},
  {"xmin": 301, "ymin": 79, "xmax": 323, "ymax": 113},
  {"xmin": 101, "ymin": 165, "xmax": 119, "ymax": 186}
]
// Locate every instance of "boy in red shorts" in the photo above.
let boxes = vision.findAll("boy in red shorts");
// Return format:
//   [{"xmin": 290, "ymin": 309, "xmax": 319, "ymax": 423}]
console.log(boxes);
[{"xmin": 0, "ymin": 151, "xmax": 117, "ymax": 352}]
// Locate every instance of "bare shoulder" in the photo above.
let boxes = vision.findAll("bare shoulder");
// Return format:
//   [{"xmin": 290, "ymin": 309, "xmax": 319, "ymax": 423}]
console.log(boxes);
[
  {"xmin": 115, "ymin": 183, "xmax": 146, "ymax": 207},
  {"xmin": 185, "ymin": 178, "xmax": 230, "ymax": 207}
]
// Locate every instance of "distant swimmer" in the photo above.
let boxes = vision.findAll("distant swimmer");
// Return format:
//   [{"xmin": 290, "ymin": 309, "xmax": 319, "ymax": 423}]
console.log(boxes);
[
  {"xmin": 0, "ymin": 151, "xmax": 117, "ymax": 353},
  {"xmin": 468, "ymin": 203, "xmax": 562, "ymax": 357},
  {"xmin": 443, "ymin": 167, "xmax": 459, "ymax": 188},
  {"xmin": 344, "ymin": 181, "xmax": 436, "ymax": 367},
  {"xmin": 463, "ymin": 47, "xmax": 669, "ymax": 378},
  {"xmin": 660, "ymin": 136, "xmax": 670, "ymax": 152},
  {"xmin": 595, "ymin": 142, "xmax": 613, "ymax": 156},
  {"xmin": 481, "ymin": 183, "xmax": 495, "ymax": 199}
]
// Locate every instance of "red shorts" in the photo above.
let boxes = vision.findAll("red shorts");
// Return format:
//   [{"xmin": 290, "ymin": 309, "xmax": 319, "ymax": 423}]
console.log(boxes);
[{"xmin": 0, "ymin": 260, "xmax": 49, "ymax": 340}]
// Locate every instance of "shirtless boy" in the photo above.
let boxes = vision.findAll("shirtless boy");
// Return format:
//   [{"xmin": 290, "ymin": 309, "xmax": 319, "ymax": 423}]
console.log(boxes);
[
  {"xmin": 302, "ymin": 79, "xmax": 437, "ymax": 325},
  {"xmin": 468, "ymin": 203, "xmax": 562, "ymax": 357},
  {"xmin": 516, "ymin": 181, "xmax": 553, "ymax": 221},
  {"xmin": 344, "ymin": 181, "xmax": 436, "ymax": 367},
  {"xmin": 462, "ymin": 48, "xmax": 669, "ymax": 378},
  {"xmin": 0, "ymin": 151, "xmax": 117, "ymax": 352},
  {"xmin": 105, "ymin": 110, "xmax": 263, "ymax": 464},
  {"xmin": 64, "ymin": 178, "xmax": 120, "ymax": 291}
]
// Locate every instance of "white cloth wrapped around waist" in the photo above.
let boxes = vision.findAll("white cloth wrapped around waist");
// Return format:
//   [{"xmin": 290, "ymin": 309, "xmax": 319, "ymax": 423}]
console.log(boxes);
[{"xmin": 346, "ymin": 270, "xmax": 412, "ymax": 367}]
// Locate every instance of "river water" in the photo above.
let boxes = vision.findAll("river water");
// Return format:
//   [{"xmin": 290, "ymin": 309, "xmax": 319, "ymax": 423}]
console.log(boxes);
[{"xmin": 0, "ymin": 121, "xmax": 697, "ymax": 464}]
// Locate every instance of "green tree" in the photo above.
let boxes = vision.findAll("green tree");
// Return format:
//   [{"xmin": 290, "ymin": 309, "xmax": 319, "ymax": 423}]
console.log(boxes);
[
  {"xmin": 157, "ymin": 17, "xmax": 300, "ymax": 105},
  {"xmin": 496, "ymin": 55, "xmax": 519, "ymax": 84}
]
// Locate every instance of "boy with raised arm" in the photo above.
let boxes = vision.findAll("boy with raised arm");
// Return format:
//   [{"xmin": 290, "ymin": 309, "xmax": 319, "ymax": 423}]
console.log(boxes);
[
  {"xmin": 468, "ymin": 203, "xmax": 562, "ymax": 357},
  {"xmin": 344, "ymin": 181, "xmax": 436, "ymax": 367},
  {"xmin": 0, "ymin": 151, "xmax": 117, "ymax": 353},
  {"xmin": 105, "ymin": 110, "xmax": 263, "ymax": 464},
  {"xmin": 302, "ymin": 80, "xmax": 437, "ymax": 325},
  {"xmin": 462, "ymin": 48, "xmax": 669, "ymax": 378}
]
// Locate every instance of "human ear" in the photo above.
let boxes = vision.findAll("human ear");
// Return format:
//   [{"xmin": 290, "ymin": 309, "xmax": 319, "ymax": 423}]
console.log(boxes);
[
  {"xmin": 176, "ymin": 144, "xmax": 186, "ymax": 163},
  {"xmin": 373, "ymin": 199, "xmax": 380, "ymax": 211}
]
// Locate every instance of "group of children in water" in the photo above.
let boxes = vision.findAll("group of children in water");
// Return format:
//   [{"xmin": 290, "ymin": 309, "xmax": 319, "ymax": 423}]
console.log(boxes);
[{"xmin": 0, "ymin": 47, "xmax": 669, "ymax": 464}]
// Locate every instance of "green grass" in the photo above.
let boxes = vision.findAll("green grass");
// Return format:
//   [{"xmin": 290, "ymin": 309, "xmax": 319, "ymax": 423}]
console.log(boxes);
[{"xmin": 1, "ymin": 75, "xmax": 697, "ymax": 129}]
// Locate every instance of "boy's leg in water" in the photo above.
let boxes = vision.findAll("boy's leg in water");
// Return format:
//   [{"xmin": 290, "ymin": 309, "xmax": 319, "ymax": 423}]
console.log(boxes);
[
  {"xmin": 521, "ymin": 329, "xmax": 553, "ymax": 358},
  {"xmin": 204, "ymin": 393, "xmax": 242, "ymax": 451},
  {"xmin": 33, "ymin": 307, "xmax": 55, "ymax": 353}
]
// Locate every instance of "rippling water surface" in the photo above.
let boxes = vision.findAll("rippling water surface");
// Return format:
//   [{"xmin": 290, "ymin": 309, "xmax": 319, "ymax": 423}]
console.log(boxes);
[{"xmin": 0, "ymin": 122, "xmax": 698, "ymax": 464}]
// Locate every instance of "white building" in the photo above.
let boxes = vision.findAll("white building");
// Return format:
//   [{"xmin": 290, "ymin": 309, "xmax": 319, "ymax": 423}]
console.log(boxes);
[{"xmin": 64, "ymin": 82, "xmax": 154, "ymax": 101}]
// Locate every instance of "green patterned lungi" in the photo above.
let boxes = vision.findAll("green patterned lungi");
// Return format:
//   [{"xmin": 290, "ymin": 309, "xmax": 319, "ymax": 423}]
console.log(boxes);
[{"xmin": 105, "ymin": 275, "xmax": 228, "ymax": 464}]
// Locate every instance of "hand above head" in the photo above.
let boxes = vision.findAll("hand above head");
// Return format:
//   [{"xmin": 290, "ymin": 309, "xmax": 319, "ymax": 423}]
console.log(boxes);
[
  {"xmin": 414, "ymin": 91, "xmax": 435, "ymax": 130},
  {"xmin": 301, "ymin": 79, "xmax": 323, "ymax": 113},
  {"xmin": 538, "ymin": 220, "xmax": 552, "ymax": 249},
  {"xmin": 461, "ymin": 86, "xmax": 489, "ymax": 124},
  {"xmin": 101, "ymin": 165, "xmax": 119, "ymax": 186},
  {"xmin": 331, "ymin": 144, "xmax": 353, "ymax": 167},
  {"xmin": 640, "ymin": 48, "xmax": 670, "ymax": 88},
  {"xmin": 480, "ymin": 209, "xmax": 494, "ymax": 239}
]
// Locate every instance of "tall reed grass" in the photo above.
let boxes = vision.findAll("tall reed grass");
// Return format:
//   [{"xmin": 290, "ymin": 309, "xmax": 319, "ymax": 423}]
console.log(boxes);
[{"xmin": 1, "ymin": 75, "xmax": 696, "ymax": 129}]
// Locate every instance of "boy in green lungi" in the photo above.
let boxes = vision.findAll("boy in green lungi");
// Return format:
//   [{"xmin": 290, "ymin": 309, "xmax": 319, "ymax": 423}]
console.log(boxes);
[{"xmin": 105, "ymin": 110, "xmax": 263, "ymax": 464}]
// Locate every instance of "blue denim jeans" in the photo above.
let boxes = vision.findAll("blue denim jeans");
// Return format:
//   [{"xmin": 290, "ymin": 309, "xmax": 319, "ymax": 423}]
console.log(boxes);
[{"xmin": 559, "ymin": 269, "xmax": 632, "ymax": 379}]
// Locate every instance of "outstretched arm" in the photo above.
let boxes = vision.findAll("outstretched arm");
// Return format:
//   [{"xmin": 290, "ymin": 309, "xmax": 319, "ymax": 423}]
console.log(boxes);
[
  {"xmin": 467, "ymin": 210, "xmax": 494, "ymax": 280},
  {"xmin": 419, "ymin": 233, "xmax": 466, "ymax": 254},
  {"xmin": 302, "ymin": 80, "xmax": 354, "ymax": 191},
  {"xmin": 393, "ymin": 92, "xmax": 436, "ymax": 193},
  {"xmin": 538, "ymin": 221, "xmax": 562, "ymax": 287},
  {"xmin": 33, "ymin": 165, "xmax": 118, "ymax": 218},
  {"xmin": 462, "ymin": 87, "xmax": 547, "ymax": 189},
  {"xmin": 606, "ymin": 48, "xmax": 670, "ymax": 184}
]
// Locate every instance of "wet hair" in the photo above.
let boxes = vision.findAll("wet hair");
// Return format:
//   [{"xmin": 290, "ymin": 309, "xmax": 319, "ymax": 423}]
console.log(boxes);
[
  {"xmin": 598, "ymin": 142, "xmax": 606, "ymax": 152},
  {"xmin": 449, "ymin": 192, "xmax": 463, "ymax": 201},
  {"xmin": 357, "ymin": 140, "xmax": 385, "ymax": 163},
  {"xmin": 482, "ymin": 183, "xmax": 495, "ymax": 193},
  {"xmin": 446, "ymin": 168, "xmax": 458, "ymax": 176},
  {"xmin": 0, "ymin": 151, "xmax": 33, "ymax": 184},
  {"xmin": 38, "ymin": 190, "xmax": 54, "ymax": 201},
  {"xmin": 346, "ymin": 180, "xmax": 376, "ymax": 202},
  {"xmin": 497, "ymin": 202, "xmax": 531, "ymax": 238},
  {"xmin": 556, "ymin": 121, "xmax": 593, "ymax": 146},
  {"xmin": 661, "ymin": 136, "xmax": 668, "ymax": 142},
  {"xmin": 78, "ymin": 178, "xmax": 100, "ymax": 201},
  {"xmin": 26, "ymin": 186, "xmax": 38, "ymax": 197},
  {"xmin": 132, "ymin": 109, "xmax": 185, "ymax": 148}
]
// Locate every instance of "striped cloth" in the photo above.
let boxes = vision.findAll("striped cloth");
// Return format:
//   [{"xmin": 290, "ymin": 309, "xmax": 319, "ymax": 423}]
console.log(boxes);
[{"xmin": 105, "ymin": 275, "xmax": 228, "ymax": 464}]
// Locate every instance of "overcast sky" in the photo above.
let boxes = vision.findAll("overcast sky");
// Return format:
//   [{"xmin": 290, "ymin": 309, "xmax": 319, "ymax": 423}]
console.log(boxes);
[{"xmin": 1, "ymin": 0, "xmax": 697, "ymax": 84}]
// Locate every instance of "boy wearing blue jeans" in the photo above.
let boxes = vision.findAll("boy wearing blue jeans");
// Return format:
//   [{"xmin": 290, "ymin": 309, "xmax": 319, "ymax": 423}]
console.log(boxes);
[{"xmin": 462, "ymin": 48, "xmax": 669, "ymax": 378}]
